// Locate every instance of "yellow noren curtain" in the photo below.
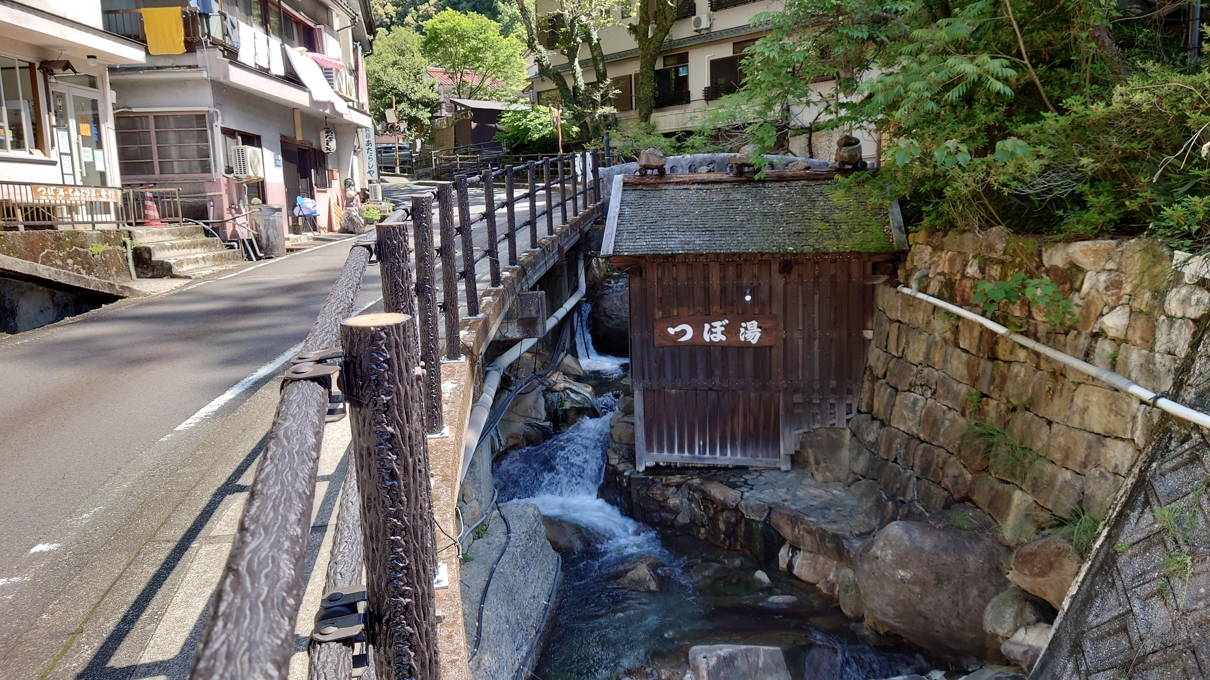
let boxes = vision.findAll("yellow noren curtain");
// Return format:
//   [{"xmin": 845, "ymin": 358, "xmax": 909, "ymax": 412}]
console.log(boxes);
[{"xmin": 140, "ymin": 8, "xmax": 186, "ymax": 56}]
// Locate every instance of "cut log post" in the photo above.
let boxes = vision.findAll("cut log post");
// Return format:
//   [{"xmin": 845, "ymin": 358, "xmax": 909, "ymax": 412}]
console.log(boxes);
[
  {"xmin": 591, "ymin": 150, "xmax": 600, "ymax": 205},
  {"xmin": 558, "ymin": 155, "xmax": 568, "ymax": 226},
  {"xmin": 570, "ymin": 152, "xmax": 579, "ymax": 216},
  {"xmin": 504, "ymin": 165, "xmax": 518, "ymax": 266},
  {"xmin": 436, "ymin": 184, "xmax": 461, "ymax": 360},
  {"xmin": 341, "ymin": 313, "xmax": 438, "ymax": 680},
  {"xmin": 528, "ymin": 161, "xmax": 539, "ymax": 248},
  {"xmin": 455, "ymin": 175, "xmax": 479, "ymax": 316},
  {"xmin": 482, "ymin": 169, "xmax": 501, "ymax": 287},
  {"xmin": 376, "ymin": 220, "xmax": 417, "ymax": 319},
  {"xmin": 411, "ymin": 195, "xmax": 443, "ymax": 433}
]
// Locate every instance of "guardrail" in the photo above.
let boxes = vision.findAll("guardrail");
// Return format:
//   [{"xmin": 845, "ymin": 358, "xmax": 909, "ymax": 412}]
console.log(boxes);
[{"xmin": 188, "ymin": 150, "xmax": 603, "ymax": 680}]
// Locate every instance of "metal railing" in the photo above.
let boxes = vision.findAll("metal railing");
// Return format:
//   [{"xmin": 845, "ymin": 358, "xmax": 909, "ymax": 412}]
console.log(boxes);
[
  {"xmin": 703, "ymin": 82, "xmax": 742, "ymax": 101},
  {"xmin": 188, "ymin": 150, "xmax": 605, "ymax": 680},
  {"xmin": 654, "ymin": 90, "xmax": 692, "ymax": 108},
  {"xmin": 103, "ymin": 7, "xmax": 237, "ymax": 51},
  {"xmin": 0, "ymin": 181, "xmax": 183, "ymax": 231},
  {"xmin": 103, "ymin": 8, "xmax": 297, "ymax": 85}
]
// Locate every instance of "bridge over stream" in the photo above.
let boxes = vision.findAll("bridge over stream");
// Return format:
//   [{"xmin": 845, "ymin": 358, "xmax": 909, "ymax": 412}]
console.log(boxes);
[{"xmin": 185, "ymin": 152, "xmax": 608, "ymax": 680}]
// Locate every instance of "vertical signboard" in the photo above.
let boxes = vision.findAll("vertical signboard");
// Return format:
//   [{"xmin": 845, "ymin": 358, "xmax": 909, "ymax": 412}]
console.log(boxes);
[{"xmin": 364, "ymin": 127, "xmax": 378, "ymax": 181}]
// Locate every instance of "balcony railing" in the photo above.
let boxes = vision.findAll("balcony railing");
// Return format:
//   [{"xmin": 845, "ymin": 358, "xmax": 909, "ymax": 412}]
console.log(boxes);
[
  {"xmin": 708, "ymin": 0, "xmax": 762, "ymax": 10},
  {"xmin": 675, "ymin": 0, "xmax": 696, "ymax": 20},
  {"xmin": 654, "ymin": 90, "xmax": 692, "ymax": 108},
  {"xmin": 703, "ymin": 82, "xmax": 742, "ymax": 101},
  {"xmin": 102, "ymin": 8, "xmax": 237, "ymax": 52},
  {"xmin": 102, "ymin": 8, "xmax": 301, "ymax": 86}
]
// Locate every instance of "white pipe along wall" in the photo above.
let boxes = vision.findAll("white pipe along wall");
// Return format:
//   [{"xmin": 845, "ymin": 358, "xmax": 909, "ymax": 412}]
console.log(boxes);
[
  {"xmin": 460, "ymin": 254, "xmax": 588, "ymax": 487},
  {"xmin": 899, "ymin": 269, "xmax": 1210, "ymax": 430}
]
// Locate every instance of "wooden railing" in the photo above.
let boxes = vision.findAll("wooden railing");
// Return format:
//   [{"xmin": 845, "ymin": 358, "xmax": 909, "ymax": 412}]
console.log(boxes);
[{"xmin": 188, "ymin": 150, "xmax": 604, "ymax": 680}]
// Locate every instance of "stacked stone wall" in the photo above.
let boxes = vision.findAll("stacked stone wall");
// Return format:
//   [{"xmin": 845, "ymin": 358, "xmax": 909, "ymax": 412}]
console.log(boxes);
[{"xmin": 847, "ymin": 228, "xmax": 1210, "ymax": 545}]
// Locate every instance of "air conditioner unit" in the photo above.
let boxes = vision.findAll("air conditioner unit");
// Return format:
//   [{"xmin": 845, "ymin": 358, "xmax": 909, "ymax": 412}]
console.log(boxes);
[
  {"xmin": 692, "ymin": 13, "xmax": 712, "ymax": 31},
  {"xmin": 367, "ymin": 183, "xmax": 382, "ymax": 202},
  {"xmin": 231, "ymin": 145, "xmax": 264, "ymax": 181}
]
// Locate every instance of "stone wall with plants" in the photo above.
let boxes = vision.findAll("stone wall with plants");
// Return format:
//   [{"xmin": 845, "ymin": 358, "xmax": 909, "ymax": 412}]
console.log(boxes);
[
  {"xmin": 841, "ymin": 227, "xmax": 1210, "ymax": 547},
  {"xmin": 0, "ymin": 230, "xmax": 133, "ymax": 282}
]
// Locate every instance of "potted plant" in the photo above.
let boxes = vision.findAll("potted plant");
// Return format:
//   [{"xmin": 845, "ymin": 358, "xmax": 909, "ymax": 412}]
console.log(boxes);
[{"xmin": 361, "ymin": 204, "xmax": 382, "ymax": 225}]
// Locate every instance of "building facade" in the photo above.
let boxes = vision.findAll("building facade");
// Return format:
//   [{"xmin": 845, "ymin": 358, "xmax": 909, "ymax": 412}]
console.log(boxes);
[
  {"xmin": 529, "ymin": 0, "xmax": 878, "ymax": 162},
  {"xmin": 0, "ymin": 1, "xmax": 144, "ymax": 190},
  {"xmin": 103, "ymin": 0, "xmax": 376, "ymax": 237}
]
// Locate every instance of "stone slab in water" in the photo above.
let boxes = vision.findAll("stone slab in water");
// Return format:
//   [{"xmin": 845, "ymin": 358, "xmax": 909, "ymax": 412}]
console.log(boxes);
[{"xmin": 688, "ymin": 644, "xmax": 792, "ymax": 680}]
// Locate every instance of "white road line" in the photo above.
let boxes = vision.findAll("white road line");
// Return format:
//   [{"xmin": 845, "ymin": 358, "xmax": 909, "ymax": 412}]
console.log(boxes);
[
  {"xmin": 29, "ymin": 543, "xmax": 60, "ymax": 553},
  {"xmin": 160, "ymin": 295, "xmax": 383, "ymax": 441},
  {"xmin": 164, "ymin": 343, "xmax": 303, "ymax": 439}
]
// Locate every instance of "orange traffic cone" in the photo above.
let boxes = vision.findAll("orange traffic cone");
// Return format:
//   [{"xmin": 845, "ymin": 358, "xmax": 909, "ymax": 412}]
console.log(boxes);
[{"xmin": 143, "ymin": 192, "xmax": 163, "ymax": 227}]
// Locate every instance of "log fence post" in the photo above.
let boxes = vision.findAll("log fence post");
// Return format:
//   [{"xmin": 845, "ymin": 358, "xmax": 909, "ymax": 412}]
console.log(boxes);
[
  {"xmin": 341, "ymin": 313, "xmax": 438, "ymax": 680},
  {"xmin": 410, "ymin": 195, "xmax": 444, "ymax": 433},
  {"xmin": 527, "ymin": 161, "xmax": 538, "ymax": 248},
  {"xmin": 504, "ymin": 166, "xmax": 518, "ymax": 266},
  {"xmin": 544, "ymin": 158, "xmax": 554, "ymax": 236},
  {"xmin": 436, "ymin": 184, "xmax": 461, "ymax": 360},
  {"xmin": 570, "ymin": 152, "xmax": 579, "ymax": 217},
  {"xmin": 482, "ymin": 169, "xmax": 501, "ymax": 287},
  {"xmin": 455, "ymin": 175, "xmax": 479, "ymax": 316},
  {"xmin": 558, "ymin": 155, "xmax": 567, "ymax": 226},
  {"xmin": 592, "ymin": 150, "xmax": 601, "ymax": 205}
]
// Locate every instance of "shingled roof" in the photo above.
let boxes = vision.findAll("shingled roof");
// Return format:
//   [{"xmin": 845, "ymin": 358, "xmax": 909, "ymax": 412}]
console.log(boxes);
[{"xmin": 601, "ymin": 174, "xmax": 904, "ymax": 256}]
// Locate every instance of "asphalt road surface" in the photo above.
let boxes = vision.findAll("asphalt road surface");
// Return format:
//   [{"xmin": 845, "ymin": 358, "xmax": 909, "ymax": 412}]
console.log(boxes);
[{"xmin": 0, "ymin": 236, "xmax": 383, "ymax": 679}]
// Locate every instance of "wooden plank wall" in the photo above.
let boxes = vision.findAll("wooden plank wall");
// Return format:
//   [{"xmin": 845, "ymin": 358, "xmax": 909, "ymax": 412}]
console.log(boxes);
[{"xmin": 627, "ymin": 253, "xmax": 885, "ymax": 469}]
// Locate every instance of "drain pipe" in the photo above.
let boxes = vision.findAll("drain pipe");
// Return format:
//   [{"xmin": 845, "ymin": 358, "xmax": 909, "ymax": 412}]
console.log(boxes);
[
  {"xmin": 460, "ymin": 254, "xmax": 588, "ymax": 484},
  {"xmin": 899, "ymin": 270, "xmax": 1210, "ymax": 430}
]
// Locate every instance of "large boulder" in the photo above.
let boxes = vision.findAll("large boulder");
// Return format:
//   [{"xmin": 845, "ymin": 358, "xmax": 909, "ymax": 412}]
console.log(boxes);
[
  {"xmin": 543, "ymin": 374, "xmax": 596, "ymax": 429},
  {"xmin": 589, "ymin": 272, "xmax": 630, "ymax": 356},
  {"xmin": 999, "ymin": 623, "xmax": 1052, "ymax": 673},
  {"xmin": 688, "ymin": 644, "xmax": 791, "ymax": 680},
  {"xmin": 856, "ymin": 521, "xmax": 1011, "ymax": 660},
  {"xmin": 982, "ymin": 587, "xmax": 1053, "ymax": 643},
  {"xmin": 1005, "ymin": 536, "xmax": 1080, "ymax": 610}
]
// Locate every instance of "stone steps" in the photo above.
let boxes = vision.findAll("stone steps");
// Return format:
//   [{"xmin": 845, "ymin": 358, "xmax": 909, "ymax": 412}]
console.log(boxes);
[{"xmin": 129, "ymin": 226, "xmax": 244, "ymax": 278}]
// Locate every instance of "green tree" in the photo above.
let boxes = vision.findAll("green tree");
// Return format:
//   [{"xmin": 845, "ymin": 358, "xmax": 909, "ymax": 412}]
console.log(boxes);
[
  {"xmin": 420, "ymin": 10, "xmax": 528, "ymax": 100},
  {"xmin": 729, "ymin": 0, "xmax": 1210, "ymax": 242},
  {"xmin": 629, "ymin": 0, "xmax": 677, "ymax": 124},
  {"xmin": 496, "ymin": 105, "xmax": 581, "ymax": 154},
  {"xmin": 513, "ymin": 0, "xmax": 624, "ymax": 140},
  {"xmin": 366, "ymin": 26, "xmax": 440, "ymax": 131}
]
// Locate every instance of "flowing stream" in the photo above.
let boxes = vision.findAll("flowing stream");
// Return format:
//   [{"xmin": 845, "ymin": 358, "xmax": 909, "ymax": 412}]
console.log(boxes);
[{"xmin": 490, "ymin": 304, "xmax": 933, "ymax": 679}]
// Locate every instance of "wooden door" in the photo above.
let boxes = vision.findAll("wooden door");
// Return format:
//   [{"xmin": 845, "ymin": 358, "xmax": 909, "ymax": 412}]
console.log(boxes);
[{"xmin": 629, "ymin": 256, "xmax": 784, "ymax": 470}]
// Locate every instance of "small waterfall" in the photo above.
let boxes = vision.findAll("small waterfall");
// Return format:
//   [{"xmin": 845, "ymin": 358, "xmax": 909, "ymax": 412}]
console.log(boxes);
[
  {"xmin": 573, "ymin": 303, "xmax": 628, "ymax": 377},
  {"xmin": 495, "ymin": 396, "xmax": 657, "ymax": 552}
]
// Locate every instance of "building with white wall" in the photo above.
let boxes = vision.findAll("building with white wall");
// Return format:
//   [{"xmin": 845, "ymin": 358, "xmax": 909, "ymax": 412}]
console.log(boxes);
[
  {"xmin": 530, "ymin": 0, "xmax": 878, "ymax": 162},
  {"xmin": 0, "ymin": 1, "xmax": 144, "ymax": 191},
  {"xmin": 103, "ymin": 0, "xmax": 376, "ymax": 237}
]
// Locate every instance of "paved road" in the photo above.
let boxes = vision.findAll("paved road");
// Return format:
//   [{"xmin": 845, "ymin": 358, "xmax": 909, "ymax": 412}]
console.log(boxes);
[
  {"xmin": 0, "ymin": 237, "xmax": 382, "ymax": 679},
  {"xmin": 0, "ymin": 173, "xmax": 576, "ymax": 679}
]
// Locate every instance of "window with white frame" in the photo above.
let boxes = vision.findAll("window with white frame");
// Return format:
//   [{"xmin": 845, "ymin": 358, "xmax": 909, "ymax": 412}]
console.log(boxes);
[
  {"xmin": 116, "ymin": 113, "xmax": 213, "ymax": 178},
  {"xmin": 0, "ymin": 56, "xmax": 36, "ymax": 154}
]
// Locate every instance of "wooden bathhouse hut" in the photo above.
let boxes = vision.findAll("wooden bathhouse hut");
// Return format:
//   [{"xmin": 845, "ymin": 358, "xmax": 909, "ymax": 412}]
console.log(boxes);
[{"xmin": 601, "ymin": 171, "xmax": 907, "ymax": 471}]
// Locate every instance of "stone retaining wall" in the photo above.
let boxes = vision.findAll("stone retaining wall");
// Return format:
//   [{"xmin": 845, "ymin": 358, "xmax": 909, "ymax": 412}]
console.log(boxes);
[
  {"xmin": 835, "ymin": 229, "xmax": 1210, "ymax": 545},
  {"xmin": 0, "ymin": 230, "xmax": 132, "ymax": 282}
]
